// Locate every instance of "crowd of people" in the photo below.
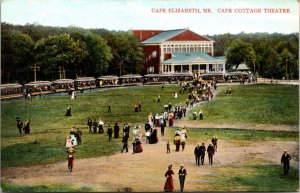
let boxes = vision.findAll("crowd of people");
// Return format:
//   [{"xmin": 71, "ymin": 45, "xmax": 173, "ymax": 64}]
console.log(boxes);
[{"xmin": 14, "ymin": 79, "xmax": 293, "ymax": 192}]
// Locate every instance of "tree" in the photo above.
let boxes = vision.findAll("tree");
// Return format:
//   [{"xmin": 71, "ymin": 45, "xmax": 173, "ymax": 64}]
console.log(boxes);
[
  {"xmin": 34, "ymin": 34, "xmax": 88, "ymax": 80},
  {"xmin": 76, "ymin": 32, "xmax": 113, "ymax": 77},
  {"xmin": 280, "ymin": 48, "xmax": 295, "ymax": 79},
  {"xmin": 1, "ymin": 29, "xmax": 35, "ymax": 83},
  {"xmin": 260, "ymin": 46, "xmax": 282, "ymax": 78},
  {"xmin": 226, "ymin": 39, "xmax": 256, "ymax": 71},
  {"xmin": 99, "ymin": 31, "xmax": 143, "ymax": 76}
]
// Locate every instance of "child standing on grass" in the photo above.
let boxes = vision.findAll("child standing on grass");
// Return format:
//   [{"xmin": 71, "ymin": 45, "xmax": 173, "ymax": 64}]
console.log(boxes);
[{"xmin": 167, "ymin": 141, "xmax": 170, "ymax": 153}]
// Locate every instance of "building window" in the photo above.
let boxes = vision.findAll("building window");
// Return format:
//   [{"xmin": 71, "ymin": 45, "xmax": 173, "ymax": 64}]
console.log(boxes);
[
  {"xmin": 209, "ymin": 64, "xmax": 213, "ymax": 71},
  {"xmin": 152, "ymin": 51, "xmax": 157, "ymax": 58},
  {"xmin": 175, "ymin": 66, "xmax": 181, "ymax": 72},
  {"xmin": 183, "ymin": 65, "xmax": 189, "ymax": 72},
  {"xmin": 200, "ymin": 64, "xmax": 206, "ymax": 70},
  {"xmin": 192, "ymin": 64, "xmax": 198, "ymax": 71},
  {"xmin": 148, "ymin": 66, "xmax": 154, "ymax": 74}
]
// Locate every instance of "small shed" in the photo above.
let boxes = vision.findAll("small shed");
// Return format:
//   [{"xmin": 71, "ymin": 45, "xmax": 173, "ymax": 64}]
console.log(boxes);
[{"xmin": 236, "ymin": 63, "xmax": 251, "ymax": 72}]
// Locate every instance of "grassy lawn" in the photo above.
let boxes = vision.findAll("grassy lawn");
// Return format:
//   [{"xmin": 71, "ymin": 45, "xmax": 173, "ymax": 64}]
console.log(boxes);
[
  {"xmin": 1, "ymin": 182, "xmax": 93, "ymax": 192},
  {"xmin": 189, "ymin": 84, "xmax": 299, "ymax": 125},
  {"xmin": 1, "ymin": 84, "xmax": 299, "ymax": 168},
  {"xmin": 1, "ymin": 85, "xmax": 186, "ymax": 167},
  {"xmin": 1, "ymin": 84, "xmax": 299, "ymax": 192},
  {"xmin": 203, "ymin": 165, "xmax": 299, "ymax": 191}
]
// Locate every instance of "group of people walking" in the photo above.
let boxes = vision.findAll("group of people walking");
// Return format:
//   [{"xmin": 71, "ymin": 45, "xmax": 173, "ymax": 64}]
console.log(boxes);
[
  {"xmin": 194, "ymin": 136, "xmax": 218, "ymax": 166},
  {"xmin": 173, "ymin": 127, "xmax": 187, "ymax": 152},
  {"xmin": 87, "ymin": 118, "xmax": 122, "ymax": 140},
  {"xmin": 16, "ymin": 117, "xmax": 30, "ymax": 134},
  {"xmin": 164, "ymin": 164, "xmax": 187, "ymax": 192}
]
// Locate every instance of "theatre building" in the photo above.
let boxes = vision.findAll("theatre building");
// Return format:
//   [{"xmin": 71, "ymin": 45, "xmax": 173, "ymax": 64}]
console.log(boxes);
[{"xmin": 132, "ymin": 28, "xmax": 225, "ymax": 76}]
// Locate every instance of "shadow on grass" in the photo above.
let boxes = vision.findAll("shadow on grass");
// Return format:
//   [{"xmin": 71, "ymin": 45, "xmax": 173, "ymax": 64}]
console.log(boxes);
[
  {"xmin": 227, "ymin": 165, "xmax": 299, "ymax": 192},
  {"xmin": 1, "ymin": 182, "xmax": 93, "ymax": 192},
  {"xmin": 1, "ymin": 134, "xmax": 121, "ymax": 168},
  {"xmin": 1, "ymin": 140, "xmax": 66, "ymax": 168}
]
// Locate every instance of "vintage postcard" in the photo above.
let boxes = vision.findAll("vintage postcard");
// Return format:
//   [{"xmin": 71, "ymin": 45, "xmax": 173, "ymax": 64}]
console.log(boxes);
[{"xmin": 1, "ymin": 0, "xmax": 299, "ymax": 192}]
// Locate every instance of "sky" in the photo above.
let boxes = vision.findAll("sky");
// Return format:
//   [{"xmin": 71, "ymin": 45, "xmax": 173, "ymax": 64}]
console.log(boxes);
[{"xmin": 1, "ymin": 0, "xmax": 299, "ymax": 35}]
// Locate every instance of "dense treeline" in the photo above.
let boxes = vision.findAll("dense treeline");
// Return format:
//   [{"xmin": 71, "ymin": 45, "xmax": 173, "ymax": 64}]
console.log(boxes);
[
  {"xmin": 1, "ymin": 23, "xmax": 299, "ymax": 84},
  {"xmin": 1, "ymin": 23, "xmax": 143, "ymax": 84},
  {"xmin": 208, "ymin": 32, "xmax": 298, "ymax": 79}
]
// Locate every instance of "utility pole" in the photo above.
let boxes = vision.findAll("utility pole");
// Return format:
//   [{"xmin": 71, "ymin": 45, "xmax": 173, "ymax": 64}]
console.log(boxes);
[
  {"xmin": 285, "ymin": 59, "xmax": 288, "ymax": 80},
  {"xmin": 59, "ymin": 66, "xmax": 62, "ymax": 79},
  {"xmin": 253, "ymin": 58, "xmax": 256, "ymax": 76},
  {"xmin": 30, "ymin": 64, "xmax": 40, "ymax": 82},
  {"xmin": 119, "ymin": 57, "xmax": 123, "ymax": 77}
]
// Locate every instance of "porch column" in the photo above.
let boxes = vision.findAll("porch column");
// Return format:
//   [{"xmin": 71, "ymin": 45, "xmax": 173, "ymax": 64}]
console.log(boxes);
[
  {"xmin": 206, "ymin": 63, "xmax": 209, "ymax": 72},
  {"xmin": 160, "ymin": 45, "xmax": 164, "ymax": 63},
  {"xmin": 189, "ymin": 64, "xmax": 192, "ymax": 73},
  {"xmin": 171, "ymin": 65, "xmax": 175, "ymax": 73},
  {"xmin": 181, "ymin": 65, "xmax": 183, "ymax": 73}
]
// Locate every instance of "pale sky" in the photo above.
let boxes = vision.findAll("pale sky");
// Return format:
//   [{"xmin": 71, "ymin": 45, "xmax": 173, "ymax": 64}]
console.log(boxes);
[{"xmin": 1, "ymin": 0, "xmax": 299, "ymax": 35}]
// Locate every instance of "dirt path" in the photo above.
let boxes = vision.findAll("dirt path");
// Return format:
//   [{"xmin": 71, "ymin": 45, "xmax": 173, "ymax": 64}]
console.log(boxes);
[
  {"xmin": 1, "ymin": 137, "xmax": 298, "ymax": 192},
  {"xmin": 175, "ymin": 120, "xmax": 299, "ymax": 132}
]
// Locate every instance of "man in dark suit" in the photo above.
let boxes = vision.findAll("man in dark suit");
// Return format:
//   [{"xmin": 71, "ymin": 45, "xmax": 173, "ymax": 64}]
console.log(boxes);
[
  {"xmin": 194, "ymin": 144, "xmax": 201, "ymax": 166},
  {"xmin": 178, "ymin": 164, "xmax": 187, "ymax": 192},
  {"xmin": 87, "ymin": 118, "xmax": 93, "ymax": 133},
  {"xmin": 121, "ymin": 132, "xmax": 129, "ymax": 153},
  {"xmin": 200, "ymin": 143, "xmax": 206, "ymax": 165},
  {"xmin": 281, "ymin": 150, "xmax": 292, "ymax": 174},
  {"xmin": 16, "ymin": 117, "xmax": 23, "ymax": 134}
]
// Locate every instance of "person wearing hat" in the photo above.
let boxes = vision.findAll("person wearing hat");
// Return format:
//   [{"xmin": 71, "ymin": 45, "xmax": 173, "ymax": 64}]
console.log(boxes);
[
  {"xmin": 207, "ymin": 144, "xmax": 215, "ymax": 165},
  {"xmin": 92, "ymin": 119, "xmax": 98, "ymax": 134},
  {"xmin": 200, "ymin": 143, "xmax": 206, "ymax": 165},
  {"xmin": 164, "ymin": 164, "xmax": 174, "ymax": 192},
  {"xmin": 174, "ymin": 134, "xmax": 181, "ymax": 152},
  {"xmin": 178, "ymin": 164, "xmax": 187, "ymax": 192},
  {"xmin": 211, "ymin": 136, "xmax": 218, "ymax": 152},
  {"xmin": 23, "ymin": 119, "xmax": 30, "ymax": 134},
  {"xmin": 114, "ymin": 123, "xmax": 120, "ymax": 138},
  {"xmin": 121, "ymin": 132, "xmax": 129, "ymax": 153},
  {"xmin": 66, "ymin": 147, "xmax": 76, "ymax": 172},
  {"xmin": 107, "ymin": 124, "xmax": 113, "ymax": 141},
  {"xmin": 98, "ymin": 119, "xmax": 104, "ymax": 134},
  {"xmin": 65, "ymin": 106, "xmax": 72, "ymax": 116},
  {"xmin": 87, "ymin": 117, "xmax": 93, "ymax": 133},
  {"xmin": 194, "ymin": 143, "xmax": 201, "ymax": 166},
  {"xmin": 16, "ymin": 117, "xmax": 23, "ymax": 134},
  {"xmin": 281, "ymin": 150, "xmax": 292, "ymax": 174}
]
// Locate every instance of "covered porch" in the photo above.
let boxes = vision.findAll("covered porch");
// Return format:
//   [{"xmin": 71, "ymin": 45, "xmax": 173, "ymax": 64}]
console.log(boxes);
[{"xmin": 161, "ymin": 52, "xmax": 225, "ymax": 77}]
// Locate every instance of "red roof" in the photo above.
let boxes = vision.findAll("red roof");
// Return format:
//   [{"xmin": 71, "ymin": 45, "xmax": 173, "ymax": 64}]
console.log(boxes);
[
  {"xmin": 168, "ymin": 30, "xmax": 211, "ymax": 41},
  {"xmin": 133, "ymin": 29, "xmax": 213, "ymax": 44},
  {"xmin": 132, "ymin": 30, "xmax": 163, "ymax": 42}
]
